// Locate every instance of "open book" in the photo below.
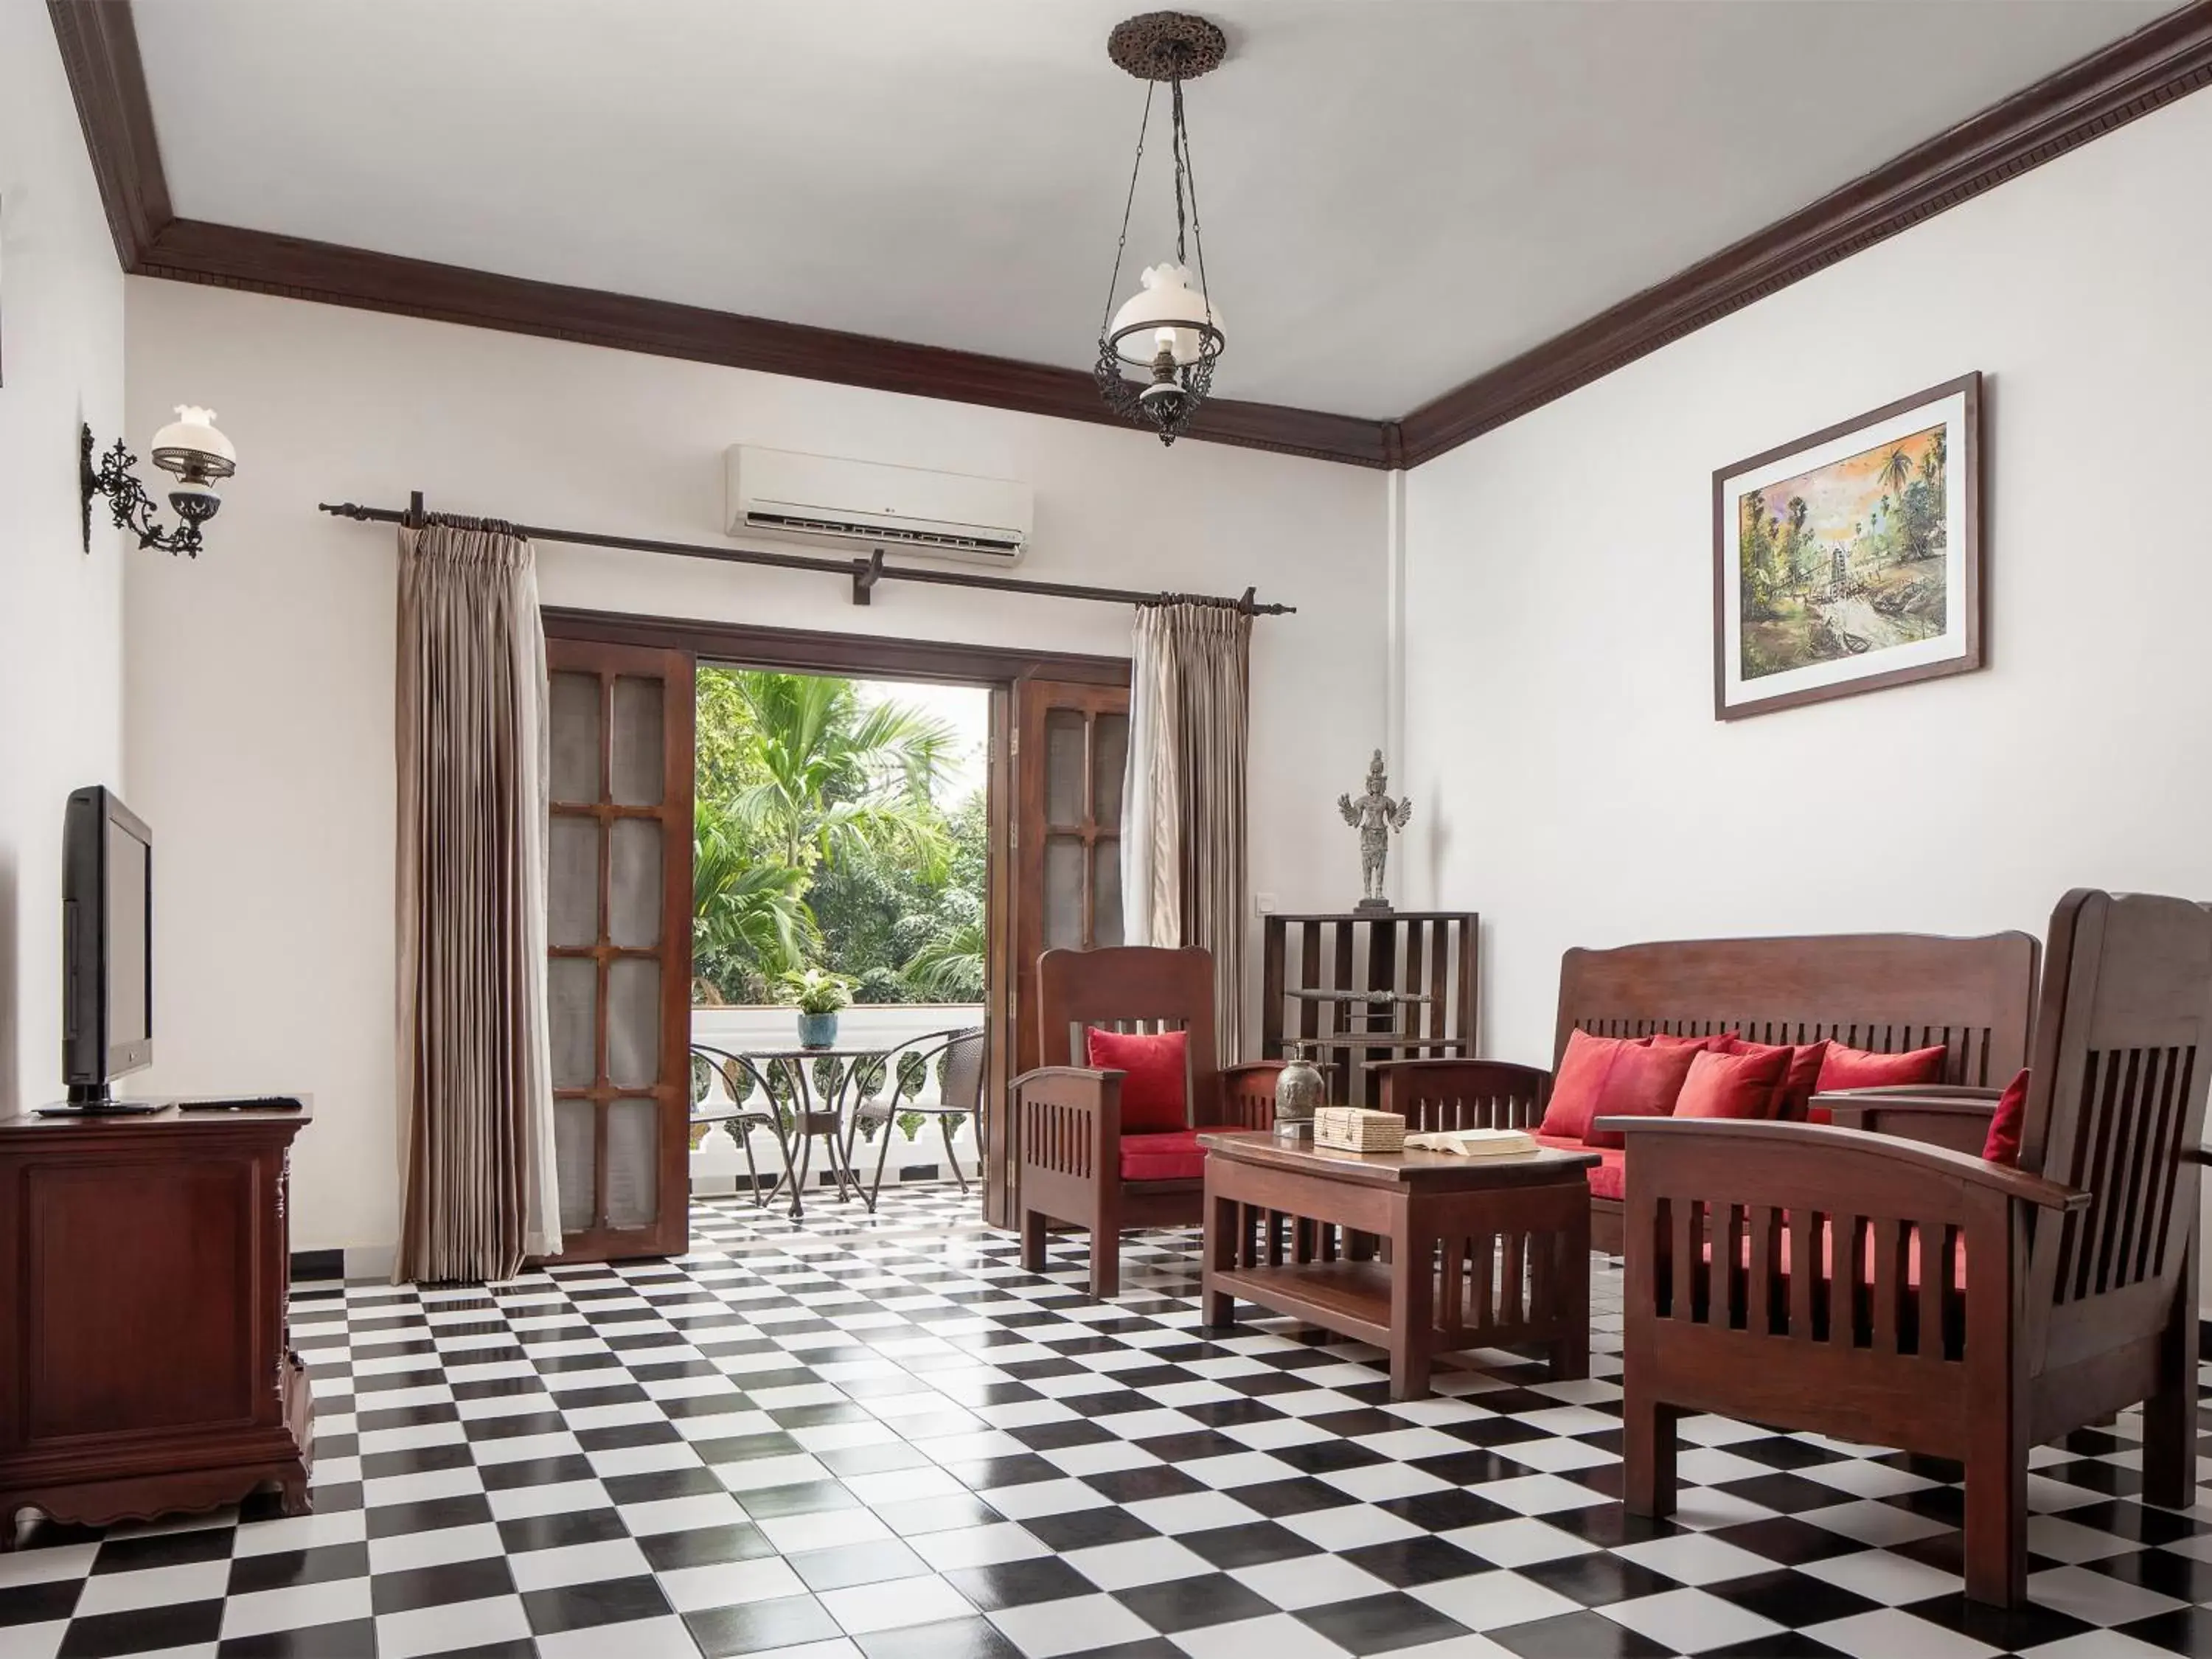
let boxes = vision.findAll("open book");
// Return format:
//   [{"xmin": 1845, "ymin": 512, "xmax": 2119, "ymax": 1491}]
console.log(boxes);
[{"xmin": 1401, "ymin": 1127, "xmax": 1539, "ymax": 1158}]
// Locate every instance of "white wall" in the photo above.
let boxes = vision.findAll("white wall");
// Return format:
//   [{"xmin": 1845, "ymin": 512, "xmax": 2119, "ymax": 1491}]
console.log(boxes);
[
  {"xmin": 1400, "ymin": 90, "xmax": 2212, "ymax": 1307},
  {"xmin": 124, "ymin": 279, "xmax": 1388, "ymax": 1252},
  {"xmin": 0, "ymin": 0, "xmax": 128, "ymax": 1116}
]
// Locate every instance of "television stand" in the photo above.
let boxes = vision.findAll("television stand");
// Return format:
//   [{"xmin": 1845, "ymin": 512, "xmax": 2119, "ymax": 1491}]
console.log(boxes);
[{"xmin": 0, "ymin": 1100, "xmax": 314, "ymax": 1543}]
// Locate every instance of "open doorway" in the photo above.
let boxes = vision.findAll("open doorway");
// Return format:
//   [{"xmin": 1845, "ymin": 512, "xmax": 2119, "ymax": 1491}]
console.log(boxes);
[
  {"xmin": 689, "ymin": 665, "xmax": 991, "ymax": 1210},
  {"xmin": 541, "ymin": 608, "xmax": 1129, "ymax": 1261}
]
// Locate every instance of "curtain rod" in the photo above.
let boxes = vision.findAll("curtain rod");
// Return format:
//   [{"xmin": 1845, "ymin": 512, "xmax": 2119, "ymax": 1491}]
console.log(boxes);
[{"xmin": 316, "ymin": 495, "xmax": 1294, "ymax": 615}]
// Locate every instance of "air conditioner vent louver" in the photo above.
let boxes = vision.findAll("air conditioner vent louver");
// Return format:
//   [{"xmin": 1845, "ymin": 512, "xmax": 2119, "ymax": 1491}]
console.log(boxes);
[
  {"xmin": 727, "ymin": 446, "xmax": 1032, "ymax": 566},
  {"xmin": 740, "ymin": 510, "xmax": 1024, "ymax": 557}
]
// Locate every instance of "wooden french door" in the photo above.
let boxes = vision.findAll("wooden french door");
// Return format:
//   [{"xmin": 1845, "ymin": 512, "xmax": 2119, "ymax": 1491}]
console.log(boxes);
[
  {"xmin": 543, "ymin": 638, "xmax": 695, "ymax": 1261},
  {"xmin": 983, "ymin": 678, "xmax": 1131, "ymax": 1226}
]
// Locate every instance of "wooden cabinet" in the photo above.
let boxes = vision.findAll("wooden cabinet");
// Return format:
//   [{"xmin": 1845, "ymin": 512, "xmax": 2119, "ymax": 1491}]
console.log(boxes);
[
  {"xmin": 1261, "ymin": 911, "xmax": 1479, "ymax": 1107},
  {"xmin": 0, "ymin": 1105, "xmax": 313, "ymax": 1543}
]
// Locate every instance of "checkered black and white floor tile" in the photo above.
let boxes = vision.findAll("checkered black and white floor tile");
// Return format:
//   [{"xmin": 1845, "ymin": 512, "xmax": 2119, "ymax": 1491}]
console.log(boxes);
[{"xmin": 4, "ymin": 1185, "xmax": 2210, "ymax": 1659}]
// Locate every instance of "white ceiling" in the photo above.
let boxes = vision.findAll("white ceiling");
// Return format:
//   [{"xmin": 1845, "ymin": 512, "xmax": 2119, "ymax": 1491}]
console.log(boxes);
[{"xmin": 134, "ymin": 0, "xmax": 2167, "ymax": 418}]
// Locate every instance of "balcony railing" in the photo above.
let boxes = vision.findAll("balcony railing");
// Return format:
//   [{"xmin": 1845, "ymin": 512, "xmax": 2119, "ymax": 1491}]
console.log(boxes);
[{"xmin": 689, "ymin": 1002, "xmax": 985, "ymax": 1197}]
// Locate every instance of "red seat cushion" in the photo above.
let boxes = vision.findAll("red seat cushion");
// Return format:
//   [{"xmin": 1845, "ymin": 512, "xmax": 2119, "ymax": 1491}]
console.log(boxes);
[
  {"xmin": 1582, "ymin": 1042, "xmax": 1704, "ymax": 1148},
  {"xmin": 1706, "ymin": 1217, "xmax": 1966, "ymax": 1292},
  {"xmin": 1983, "ymin": 1068, "xmax": 2030, "ymax": 1166},
  {"xmin": 1537, "ymin": 1030, "xmax": 1646, "ymax": 1141},
  {"xmin": 1675, "ymin": 1047, "xmax": 1790, "ymax": 1121},
  {"xmin": 1088, "ymin": 1026, "xmax": 1189, "ymax": 1133},
  {"xmin": 1118, "ymin": 1126, "xmax": 1248, "ymax": 1183},
  {"xmin": 1534, "ymin": 1133, "xmax": 1624, "ymax": 1200},
  {"xmin": 1812, "ymin": 1041, "xmax": 1948, "ymax": 1121},
  {"xmin": 1119, "ymin": 1130, "xmax": 1205, "ymax": 1182}
]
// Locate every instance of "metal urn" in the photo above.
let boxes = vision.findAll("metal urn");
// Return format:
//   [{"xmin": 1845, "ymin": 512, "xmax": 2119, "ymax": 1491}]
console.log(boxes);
[{"xmin": 1273, "ymin": 1043, "xmax": 1326, "ymax": 1139}]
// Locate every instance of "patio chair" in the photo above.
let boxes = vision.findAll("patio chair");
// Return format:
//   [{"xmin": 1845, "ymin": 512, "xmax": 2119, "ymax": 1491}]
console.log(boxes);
[
  {"xmin": 1611, "ymin": 889, "xmax": 2212, "ymax": 1607},
  {"xmin": 688, "ymin": 1044, "xmax": 799, "ymax": 1208},
  {"xmin": 844, "ymin": 1026, "xmax": 985, "ymax": 1211}
]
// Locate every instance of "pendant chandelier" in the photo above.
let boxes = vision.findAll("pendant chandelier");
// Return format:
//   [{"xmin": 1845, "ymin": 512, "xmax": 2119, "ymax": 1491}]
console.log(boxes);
[{"xmin": 1095, "ymin": 11, "xmax": 1228, "ymax": 446}]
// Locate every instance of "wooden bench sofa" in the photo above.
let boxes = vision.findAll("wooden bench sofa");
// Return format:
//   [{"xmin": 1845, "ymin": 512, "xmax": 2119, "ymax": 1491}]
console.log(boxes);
[{"xmin": 1371, "ymin": 929, "xmax": 2040, "ymax": 1253}]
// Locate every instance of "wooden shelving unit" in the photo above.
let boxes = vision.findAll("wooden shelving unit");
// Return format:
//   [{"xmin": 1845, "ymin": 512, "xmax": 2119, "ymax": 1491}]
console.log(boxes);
[{"xmin": 1260, "ymin": 911, "xmax": 1479, "ymax": 1107}]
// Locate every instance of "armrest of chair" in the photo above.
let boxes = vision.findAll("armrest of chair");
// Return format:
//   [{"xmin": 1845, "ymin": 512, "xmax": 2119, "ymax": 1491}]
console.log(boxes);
[
  {"xmin": 1218, "ymin": 1061, "xmax": 1285, "ymax": 1131},
  {"xmin": 1011, "ymin": 1066, "xmax": 1123, "ymax": 1178},
  {"xmin": 1366, "ymin": 1059, "xmax": 1551, "ymax": 1130},
  {"xmin": 1815, "ymin": 1085, "xmax": 2002, "ymax": 1147},
  {"xmin": 1599, "ymin": 1115, "xmax": 2090, "ymax": 1214},
  {"xmin": 2180, "ymin": 1145, "xmax": 2212, "ymax": 1166}
]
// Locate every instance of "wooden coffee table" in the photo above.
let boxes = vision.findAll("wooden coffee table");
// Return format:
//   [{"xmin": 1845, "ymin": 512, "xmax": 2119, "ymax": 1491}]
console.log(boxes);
[{"xmin": 1197, "ymin": 1130, "xmax": 1600, "ymax": 1400}]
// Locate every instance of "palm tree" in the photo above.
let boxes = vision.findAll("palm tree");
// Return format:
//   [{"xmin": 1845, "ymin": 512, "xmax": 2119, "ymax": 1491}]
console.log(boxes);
[
  {"xmin": 902, "ymin": 917, "xmax": 986, "ymax": 1002},
  {"xmin": 1877, "ymin": 445, "xmax": 1915, "ymax": 501},
  {"xmin": 728, "ymin": 672, "xmax": 958, "ymax": 879},
  {"xmin": 693, "ymin": 798, "xmax": 815, "ymax": 1002}
]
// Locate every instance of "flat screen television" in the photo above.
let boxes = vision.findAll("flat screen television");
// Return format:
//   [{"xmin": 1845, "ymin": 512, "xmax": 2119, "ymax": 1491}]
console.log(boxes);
[{"xmin": 62, "ymin": 785, "xmax": 153, "ymax": 1109}]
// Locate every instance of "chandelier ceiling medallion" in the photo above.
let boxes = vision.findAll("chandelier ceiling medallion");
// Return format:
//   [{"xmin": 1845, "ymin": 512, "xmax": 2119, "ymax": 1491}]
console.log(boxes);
[{"xmin": 1095, "ymin": 11, "xmax": 1228, "ymax": 446}]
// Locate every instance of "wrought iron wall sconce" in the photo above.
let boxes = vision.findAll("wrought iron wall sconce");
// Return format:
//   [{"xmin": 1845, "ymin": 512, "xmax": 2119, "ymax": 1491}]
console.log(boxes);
[{"xmin": 81, "ymin": 406, "xmax": 237, "ymax": 559}]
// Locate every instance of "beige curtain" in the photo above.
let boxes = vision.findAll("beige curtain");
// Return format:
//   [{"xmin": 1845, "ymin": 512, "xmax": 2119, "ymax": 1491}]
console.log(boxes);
[
  {"xmin": 394, "ymin": 519, "xmax": 560, "ymax": 1282},
  {"xmin": 1123, "ymin": 600, "xmax": 1252, "ymax": 1060}
]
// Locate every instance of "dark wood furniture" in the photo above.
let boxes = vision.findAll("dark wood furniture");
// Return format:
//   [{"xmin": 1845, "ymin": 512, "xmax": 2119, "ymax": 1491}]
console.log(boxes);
[
  {"xmin": 1262, "ymin": 911, "xmax": 1478, "ymax": 1107},
  {"xmin": 1014, "ymin": 946, "xmax": 1281, "ymax": 1297},
  {"xmin": 0, "ymin": 1103, "xmax": 313, "ymax": 1544},
  {"xmin": 1614, "ymin": 891, "xmax": 2211, "ymax": 1608},
  {"xmin": 1199, "ymin": 1130, "xmax": 1599, "ymax": 1400},
  {"xmin": 1369, "ymin": 929, "xmax": 2040, "ymax": 1252}
]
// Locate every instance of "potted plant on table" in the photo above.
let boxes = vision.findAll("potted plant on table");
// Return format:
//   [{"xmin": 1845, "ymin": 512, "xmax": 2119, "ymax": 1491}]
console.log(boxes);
[{"xmin": 781, "ymin": 967, "xmax": 855, "ymax": 1051}]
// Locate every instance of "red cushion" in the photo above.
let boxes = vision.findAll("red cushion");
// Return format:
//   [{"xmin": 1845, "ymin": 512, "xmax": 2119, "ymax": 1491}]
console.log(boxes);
[
  {"xmin": 1719, "ymin": 1037, "xmax": 1829, "ymax": 1120},
  {"xmin": 1983, "ymin": 1068, "xmax": 2030, "ymax": 1166},
  {"xmin": 1537, "ymin": 1030, "xmax": 1649, "ymax": 1141},
  {"xmin": 1088, "ymin": 1026, "xmax": 1188, "ymax": 1133},
  {"xmin": 1650, "ymin": 1031, "xmax": 1735, "ymax": 1051},
  {"xmin": 1119, "ymin": 1130, "xmax": 1203, "ymax": 1182},
  {"xmin": 1582, "ymin": 1041, "xmax": 1704, "ymax": 1148},
  {"xmin": 1810, "ymin": 1041, "xmax": 1947, "ymax": 1122},
  {"xmin": 1533, "ymin": 1134, "xmax": 1624, "ymax": 1200},
  {"xmin": 1708, "ymin": 1217, "xmax": 1966, "ymax": 1293},
  {"xmin": 1674, "ymin": 1047, "xmax": 1790, "ymax": 1121}
]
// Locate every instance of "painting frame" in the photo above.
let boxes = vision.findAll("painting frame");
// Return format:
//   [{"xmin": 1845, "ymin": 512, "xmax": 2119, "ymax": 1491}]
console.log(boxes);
[{"xmin": 1712, "ymin": 371, "xmax": 1982, "ymax": 720}]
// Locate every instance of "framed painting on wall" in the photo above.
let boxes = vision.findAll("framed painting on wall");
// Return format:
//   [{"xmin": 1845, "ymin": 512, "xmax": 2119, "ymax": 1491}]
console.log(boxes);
[{"xmin": 1713, "ymin": 371, "xmax": 1981, "ymax": 720}]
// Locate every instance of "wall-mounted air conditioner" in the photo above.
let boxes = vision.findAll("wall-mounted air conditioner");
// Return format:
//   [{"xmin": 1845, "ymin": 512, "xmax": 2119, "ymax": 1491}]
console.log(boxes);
[{"xmin": 725, "ymin": 445, "xmax": 1032, "ymax": 564}]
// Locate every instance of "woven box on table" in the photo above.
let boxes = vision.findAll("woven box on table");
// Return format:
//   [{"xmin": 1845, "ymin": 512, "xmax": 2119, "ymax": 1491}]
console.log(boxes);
[{"xmin": 1313, "ymin": 1107, "xmax": 1406, "ymax": 1152}]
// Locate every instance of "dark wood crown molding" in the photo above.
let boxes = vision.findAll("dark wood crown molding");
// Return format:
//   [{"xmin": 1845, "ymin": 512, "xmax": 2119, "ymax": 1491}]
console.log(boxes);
[
  {"xmin": 49, "ymin": 0, "xmax": 2212, "ymax": 474},
  {"xmin": 46, "ymin": 0, "xmax": 168, "ymax": 268},
  {"xmin": 132, "ymin": 218, "xmax": 1391, "ymax": 467},
  {"xmin": 1397, "ymin": 0, "xmax": 2212, "ymax": 467}
]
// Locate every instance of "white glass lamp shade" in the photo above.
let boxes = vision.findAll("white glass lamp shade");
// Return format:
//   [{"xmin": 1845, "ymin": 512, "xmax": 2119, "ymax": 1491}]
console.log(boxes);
[
  {"xmin": 148, "ymin": 405, "xmax": 237, "ymax": 482},
  {"xmin": 1108, "ymin": 262, "xmax": 1222, "ymax": 367}
]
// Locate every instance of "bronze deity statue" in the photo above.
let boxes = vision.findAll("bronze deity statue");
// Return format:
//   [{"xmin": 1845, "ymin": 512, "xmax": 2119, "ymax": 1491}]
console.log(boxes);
[{"xmin": 1338, "ymin": 750, "xmax": 1412, "ymax": 911}]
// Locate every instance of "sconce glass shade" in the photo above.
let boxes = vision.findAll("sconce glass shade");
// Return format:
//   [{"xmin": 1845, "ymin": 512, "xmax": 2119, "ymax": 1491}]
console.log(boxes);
[
  {"xmin": 1107, "ymin": 263, "xmax": 1222, "ymax": 368},
  {"xmin": 149, "ymin": 406, "xmax": 237, "ymax": 484}
]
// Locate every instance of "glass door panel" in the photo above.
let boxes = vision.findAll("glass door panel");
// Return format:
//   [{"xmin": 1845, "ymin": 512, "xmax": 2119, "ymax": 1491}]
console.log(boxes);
[{"xmin": 543, "ymin": 636, "xmax": 695, "ymax": 1262}]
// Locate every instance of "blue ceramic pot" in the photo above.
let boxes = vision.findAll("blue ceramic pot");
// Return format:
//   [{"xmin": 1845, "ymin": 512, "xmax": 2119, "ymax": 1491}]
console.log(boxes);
[{"xmin": 797, "ymin": 1011, "xmax": 839, "ymax": 1050}]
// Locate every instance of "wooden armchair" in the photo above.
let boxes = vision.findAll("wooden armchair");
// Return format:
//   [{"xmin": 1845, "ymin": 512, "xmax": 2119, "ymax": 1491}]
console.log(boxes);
[
  {"xmin": 1612, "ymin": 890, "xmax": 2211, "ymax": 1607},
  {"xmin": 1014, "ymin": 947, "xmax": 1282, "ymax": 1297}
]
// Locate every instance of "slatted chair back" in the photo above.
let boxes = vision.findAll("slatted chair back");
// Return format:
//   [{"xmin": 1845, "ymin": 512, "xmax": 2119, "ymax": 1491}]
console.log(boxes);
[
  {"xmin": 2023, "ymin": 891, "xmax": 2212, "ymax": 1360},
  {"xmin": 1037, "ymin": 947, "xmax": 1220, "ymax": 1126},
  {"xmin": 1557, "ymin": 931, "xmax": 2042, "ymax": 1094}
]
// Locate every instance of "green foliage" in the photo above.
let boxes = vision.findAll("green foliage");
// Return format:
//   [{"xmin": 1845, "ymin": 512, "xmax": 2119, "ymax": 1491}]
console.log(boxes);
[
  {"xmin": 694, "ymin": 799, "xmax": 815, "ymax": 1004},
  {"xmin": 781, "ymin": 967, "xmax": 856, "ymax": 1015},
  {"xmin": 694, "ymin": 667, "xmax": 987, "ymax": 1009}
]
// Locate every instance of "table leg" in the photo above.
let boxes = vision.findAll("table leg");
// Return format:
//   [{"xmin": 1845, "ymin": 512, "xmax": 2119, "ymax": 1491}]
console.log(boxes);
[
  {"xmin": 1552, "ymin": 1208, "xmax": 1590, "ymax": 1380},
  {"xmin": 1387, "ymin": 1198, "xmax": 1432, "ymax": 1401},
  {"xmin": 787, "ymin": 1064, "xmax": 814, "ymax": 1221},
  {"xmin": 1203, "ymin": 1193, "xmax": 1237, "ymax": 1330}
]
